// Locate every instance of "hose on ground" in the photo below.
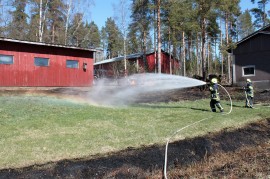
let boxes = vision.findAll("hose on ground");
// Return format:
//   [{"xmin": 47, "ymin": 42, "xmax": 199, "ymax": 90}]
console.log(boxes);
[{"xmin": 163, "ymin": 83, "xmax": 232, "ymax": 179}]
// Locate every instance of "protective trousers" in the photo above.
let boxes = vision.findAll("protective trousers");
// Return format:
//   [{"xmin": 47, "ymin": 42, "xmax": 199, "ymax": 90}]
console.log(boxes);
[
  {"xmin": 210, "ymin": 99, "xmax": 223, "ymax": 112},
  {"xmin": 246, "ymin": 96, "xmax": 253, "ymax": 108}
]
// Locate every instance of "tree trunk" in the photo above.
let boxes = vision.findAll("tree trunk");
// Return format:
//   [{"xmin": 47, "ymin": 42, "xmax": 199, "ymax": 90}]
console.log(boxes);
[
  {"xmin": 225, "ymin": 13, "xmax": 230, "ymax": 84},
  {"xmin": 201, "ymin": 17, "xmax": 207, "ymax": 81},
  {"xmin": 220, "ymin": 18, "xmax": 223, "ymax": 76},
  {"xmin": 208, "ymin": 41, "xmax": 212, "ymax": 73},
  {"xmin": 65, "ymin": 0, "xmax": 72, "ymax": 45},
  {"xmin": 143, "ymin": 30, "xmax": 147, "ymax": 71},
  {"xmin": 190, "ymin": 34, "xmax": 193, "ymax": 74},
  {"xmin": 169, "ymin": 27, "xmax": 172, "ymax": 75},
  {"xmin": 39, "ymin": 0, "xmax": 48, "ymax": 42},
  {"xmin": 154, "ymin": 9, "xmax": 157, "ymax": 73},
  {"xmin": 182, "ymin": 31, "xmax": 186, "ymax": 76},
  {"xmin": 196, "ymin": 33, "xmax": 200, "ymax": 75},
  {"xmin": 39, "ymin": 0, "xmax": 43, "ymax": 42},
  {"xmin": 214, "ymin": 38, "xmax": 217, "ymax": 73},
  {"xmin": 157, "ymin": 0, "xmax": 161, "ymax": 74},
  {"xmin": 52, "ymin": 24, "xmax": 55, "ymax": 43}
]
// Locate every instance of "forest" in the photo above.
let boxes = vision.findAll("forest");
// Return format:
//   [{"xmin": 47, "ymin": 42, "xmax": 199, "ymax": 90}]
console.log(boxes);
[{"xmin": 0, "ymin": 0, "xmax": 269, "ymax": 82}]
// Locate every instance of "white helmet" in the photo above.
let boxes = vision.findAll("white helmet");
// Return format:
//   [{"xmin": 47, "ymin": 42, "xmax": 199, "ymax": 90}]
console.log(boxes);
[{"xmin": 211, "ymin": 78, "xmax": 217, "ymax": 84}]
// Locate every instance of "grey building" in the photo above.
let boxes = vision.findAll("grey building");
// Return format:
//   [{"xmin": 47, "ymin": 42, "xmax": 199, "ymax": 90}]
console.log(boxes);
[{"xmin": 231, "ymin": 25, "xmax": 270, "ymax": 89}]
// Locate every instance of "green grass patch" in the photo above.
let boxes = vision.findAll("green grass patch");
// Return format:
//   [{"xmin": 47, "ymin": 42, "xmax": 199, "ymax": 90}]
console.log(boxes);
[{"xmin": 0, "ymin": 95, "xmax": 269, "ymax": 169}]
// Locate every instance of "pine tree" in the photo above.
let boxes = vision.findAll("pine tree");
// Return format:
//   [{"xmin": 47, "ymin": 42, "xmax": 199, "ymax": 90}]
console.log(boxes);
[
  {"xmin": 238, "ymin": 9, "xmax": 254, "ymax": 39},
  {"xmin": 217, "ymin": 0, "xmax": 240, "ymax": 83},
  {"xmin": 194, "ymin": 0, "xmax": 218, "ymax": 80},
  {"xmin": 104, "ymin": 17, "xmax": 123, "ymax": 58},
  {"xmin": 0, "ymin": 0, "xmax": 6, "ymax": 36},
  {"xmin": 250, "ymin": 0, "xmax": 270, "ymax": 28},
  {"xmin": 87, "ymin": 21, "xmax": 101, "ymax": 48},
  {"xmin": 46, "ymin": 0, "xmax": 65, "ymax": 44},
  {"xmin": 130, "ymin": 0, "xmax": 152, "ymax": 71},
  {"xmin": 126, "ymin": 24, "xmax": 140, "ymax": 54},
  {"xmin": 166, "ymin": 0, "xmax": 198, "ymax": 76},
  {"xmin": 27, "ymin": 13, "xmax": 39, "ymax": 41},
  {"xmin": 69, "ymin": 13, "xmax": 86, "ymax": 47},
  {"xmin": 8, "ymin": 0, "xmax": 29, "ymax": 40}
]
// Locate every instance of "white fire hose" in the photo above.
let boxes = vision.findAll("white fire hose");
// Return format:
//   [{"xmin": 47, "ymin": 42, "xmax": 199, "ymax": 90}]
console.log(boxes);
[{"xmin": 163, "ymin": 83, "xmax": 232, "ymax": 178}]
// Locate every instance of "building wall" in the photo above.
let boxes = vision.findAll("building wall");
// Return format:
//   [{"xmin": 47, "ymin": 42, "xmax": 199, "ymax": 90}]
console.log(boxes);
[
  {"xmin": 233, "ymin": 34, "xmax": 270, "ymax": 89},
  {"xmin": 234, "ymin": 34, "xmax": 270, "ymax": 55},
  {"xmin": 141, "ymin": 53, "xmax": 180, "ymax": 74},
  {"xmin": 0, "ymin": 41, "xmax": 94, "ymax": 87},
  {"xmin": 94, "ymin": 52, "xmax": 180, "ymax": 78}
]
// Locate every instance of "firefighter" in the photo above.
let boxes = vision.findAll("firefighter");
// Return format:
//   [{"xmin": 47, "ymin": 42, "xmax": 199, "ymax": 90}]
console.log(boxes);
[
  {"xmin": 244, "ymin": 79, "xmax": 254, "ymax": 108},
  {"xmin": 209, "ymin": 78, "xmax": 224, "ymax": 113}
]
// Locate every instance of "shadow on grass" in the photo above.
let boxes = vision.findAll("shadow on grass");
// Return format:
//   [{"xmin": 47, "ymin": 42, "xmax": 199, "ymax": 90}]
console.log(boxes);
[
  {"xmin": 0, "ymin": 119, "xmax": 269, "ymax": 178},
  {"xmin": 133, "ymin": 104, "xmax": 210, "ymax": 112}
]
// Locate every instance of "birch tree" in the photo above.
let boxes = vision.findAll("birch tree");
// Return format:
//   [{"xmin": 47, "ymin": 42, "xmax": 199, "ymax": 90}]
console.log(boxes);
[
  {"xmin": 64, "ymin": 0, "xmax": 72, "ymax": 45},
  {"xmin": 38, "ymin": 0, "xmax": 48, "ymax": 42},
  {"xmin": 113, "ymin": 0, "xmax": 130, "ymax": 75}
]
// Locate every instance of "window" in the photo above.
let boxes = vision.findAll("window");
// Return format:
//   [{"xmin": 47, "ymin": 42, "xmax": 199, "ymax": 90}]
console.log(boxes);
[
  {"xmin": 242, "ymin": 65, "xmax": 255, "ymax": 76},
  {"xmin": 34, "ymin": 57, "xmax": 49, "ymax": 67},
  {"xmin": 0, "ymin": 54, "xmax": 13, "ymax": 64},
  {"xmin": 66, "ymin": 60, "xmax": 79, "ymax": 68}
]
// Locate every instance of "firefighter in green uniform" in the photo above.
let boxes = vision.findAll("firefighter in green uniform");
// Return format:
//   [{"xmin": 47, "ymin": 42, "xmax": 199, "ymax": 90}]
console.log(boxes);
[
  {"xmin": 244, "ymin": 79, "xmax": 254, "ymax": 108},
  {"xmin": 209, "ymin": 78, "xmax": 224, "ymax": 113}
]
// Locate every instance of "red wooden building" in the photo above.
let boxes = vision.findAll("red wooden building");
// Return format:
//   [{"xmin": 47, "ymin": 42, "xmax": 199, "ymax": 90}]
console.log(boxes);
[
  {"xmin": 0, "ymin": 38, "xmax": 96, "ymax": 87},
  {"xmin": 94, "ymin": 50, "xmax": 180, "ymax": 78}
]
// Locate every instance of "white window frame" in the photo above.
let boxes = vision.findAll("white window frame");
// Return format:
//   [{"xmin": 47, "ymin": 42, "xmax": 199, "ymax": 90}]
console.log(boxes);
[
  {"xmin": 242, "ymin": 65, "xmax": 255, "ymax": 77},
  {"xmin": 34, "ymin": 57, "xmax": 50, "ymax": 67},
  {"xmin": 66, "ymin": 60, "xmax": 79, "ymax": 69},
  {"xmin": 0, "ymin": 54, "xmax": 14, "ymax": 65}
]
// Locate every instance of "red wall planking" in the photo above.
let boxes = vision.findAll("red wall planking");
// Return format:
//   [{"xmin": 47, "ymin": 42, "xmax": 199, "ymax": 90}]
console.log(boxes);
[
  {"xmin": 94, "ymin": 51, "xmax": 180, "ymax": 78},
  {"xmin": 0, "ymin": 40, "xmax": 94, "ymax": 87}
]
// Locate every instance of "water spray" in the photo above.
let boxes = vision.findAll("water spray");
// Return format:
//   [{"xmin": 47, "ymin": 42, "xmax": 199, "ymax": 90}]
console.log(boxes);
[
  {"xmin": 88, "ymin": 73, "xmax": 206, "ymax": 106},
  {"xmin": 163, "ymin": 83, "xmax": 233, "ymax": 178}
]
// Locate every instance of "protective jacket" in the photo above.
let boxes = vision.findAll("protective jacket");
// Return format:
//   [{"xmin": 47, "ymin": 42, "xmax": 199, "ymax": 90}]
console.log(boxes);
[
  {"xmin": 245, "ymin": 82, "xmax": 254, "ymax": 97},
  {"xmin": 209, "ymin": 83, "xmax": 220, "ymax": 101}
]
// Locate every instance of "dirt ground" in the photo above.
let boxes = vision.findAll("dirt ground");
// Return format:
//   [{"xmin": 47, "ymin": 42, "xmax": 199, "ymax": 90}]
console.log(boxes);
[{"xmin": 0, "ymin": 87, "xmax": 269, "ymax": 178}]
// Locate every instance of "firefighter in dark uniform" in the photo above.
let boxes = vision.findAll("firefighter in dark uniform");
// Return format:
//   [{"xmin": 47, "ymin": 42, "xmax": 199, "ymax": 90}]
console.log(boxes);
[
  {"xmin": 244, "ymin": 79, "xmax": 254, "ymax": 108},
  {"xmin": 209, "ymin": 78, "xmax": 224, "ymax": 113}
]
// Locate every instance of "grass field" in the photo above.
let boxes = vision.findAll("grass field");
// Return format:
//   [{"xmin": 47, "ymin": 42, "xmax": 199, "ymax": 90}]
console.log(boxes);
[{"xmin": 0, "ymin": 94, "xmax": 269, "ymax": 169}]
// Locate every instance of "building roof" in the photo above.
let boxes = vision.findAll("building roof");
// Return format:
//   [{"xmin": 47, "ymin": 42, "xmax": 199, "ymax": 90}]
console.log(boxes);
[
  {"xmin": 94, "ymin": 52, "xmax": 145, "ymax": 65},
  {"xmin": 94, "ymin": 50, "xmax": 174, "ymax": 66},
  {"xmin": 236, "ymin": 24, "xmax": 270, "ymax": 46},
  {"xmin": 228, "ymin": 24, "xmax": 270, "ymax": 53},
  {"xmin": 0, "ymin": 37, "xmax": 99, "ymax": 52}
]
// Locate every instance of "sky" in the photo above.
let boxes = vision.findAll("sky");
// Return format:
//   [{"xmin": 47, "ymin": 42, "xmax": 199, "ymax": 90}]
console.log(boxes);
[{"xmin": 90, "ymin": 0, "xmax": 255, "ymax": 30}]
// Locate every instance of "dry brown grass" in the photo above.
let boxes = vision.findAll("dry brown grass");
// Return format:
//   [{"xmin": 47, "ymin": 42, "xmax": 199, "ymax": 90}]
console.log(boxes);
[{"xmin": 166, "ymin": 142, "xmax": 270, "ymax": 178}]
